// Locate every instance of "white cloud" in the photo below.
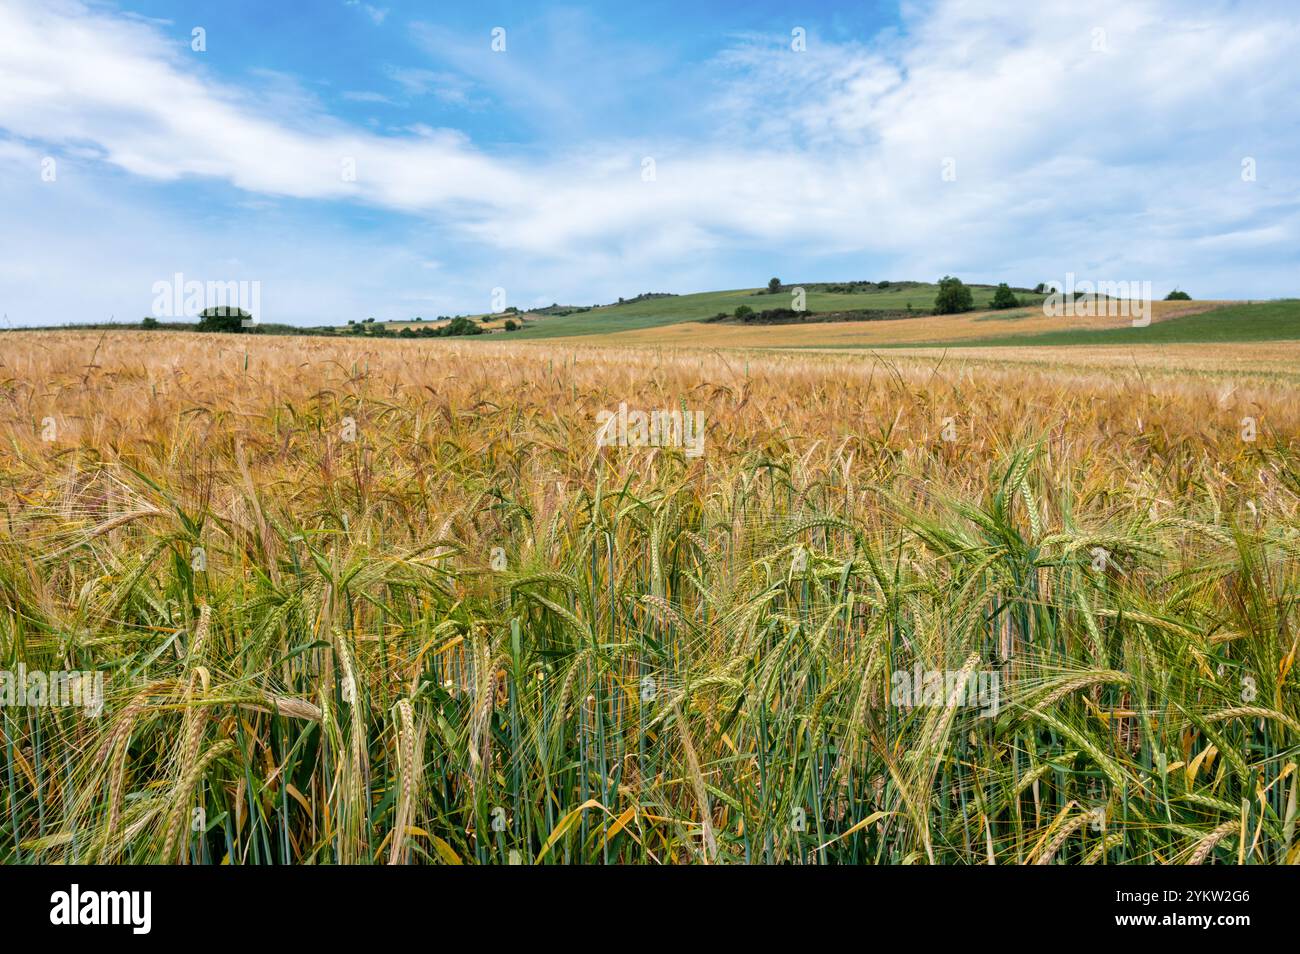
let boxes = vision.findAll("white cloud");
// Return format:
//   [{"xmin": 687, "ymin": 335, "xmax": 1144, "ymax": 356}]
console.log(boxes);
[
  {"xmin": 342, "ymin": 90, "xmax": 395, "ymax": 104},
  {"xmin": 1, "ymin": 0, "xmax": 1298, "ymax": 323},
  {"xmin": 381, "ymin": 66, "xmax": 479, "ymax": 106},
  {"xmin": 344, "ymin": 1, "xmax": 387, "ymax": 27}
]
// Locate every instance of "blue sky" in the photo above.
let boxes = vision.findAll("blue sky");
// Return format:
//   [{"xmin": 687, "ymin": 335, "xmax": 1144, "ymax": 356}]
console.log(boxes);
[{"xmin": 1, "ymin": 0, "xmax": 1298, "ymax": 326}]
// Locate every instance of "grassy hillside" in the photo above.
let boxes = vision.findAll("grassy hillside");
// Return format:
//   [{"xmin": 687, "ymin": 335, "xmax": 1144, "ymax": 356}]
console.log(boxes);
[
  {"xmin": 510, "ymin": 283, "xmax": 1044, "ymax": 340},
  {"xmin": 565, "ymin": 299, "xmax": 1230, "ymax": 351}
]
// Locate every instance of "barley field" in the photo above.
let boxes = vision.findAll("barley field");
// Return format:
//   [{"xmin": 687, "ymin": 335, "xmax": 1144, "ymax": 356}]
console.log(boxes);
[
  {"xmin": 2, "ymin": 331, "xmax": 1298, "ymax": 864},
  {"xmin": 582, "ymin": 298, "xmax": 1233, "ymax": 349}
]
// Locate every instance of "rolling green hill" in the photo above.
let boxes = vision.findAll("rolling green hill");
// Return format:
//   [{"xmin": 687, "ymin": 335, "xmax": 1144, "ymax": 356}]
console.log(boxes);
[
  {"xmin": 509, "ymin": 283, "xmax": 1044, "ymax": 340},
  {"xmin": 320, "ymin": 285, "xmax": 1300, "ymax": 349}
]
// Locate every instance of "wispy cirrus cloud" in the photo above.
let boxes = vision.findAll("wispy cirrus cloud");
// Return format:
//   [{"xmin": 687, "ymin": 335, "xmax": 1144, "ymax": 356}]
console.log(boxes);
[
  {"xmin": 382, "ymin": 65, "xmax": 481, "ymax": 106},
  {"xmin": 344, "ymin": 1, "xmax": 388, "ymax": 27}
]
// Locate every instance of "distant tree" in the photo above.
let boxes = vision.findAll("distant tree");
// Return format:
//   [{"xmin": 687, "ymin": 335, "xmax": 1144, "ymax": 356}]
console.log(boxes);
[
  {"xmin": 877, "ymin": 280, "xmax": 890, "ymax": 289},
  {"xmin": 1164, "ymin": 289, "xmax": 1192, "ymax": 300},
  {"xmin": 414, "ymin": 316, "xmax": 423, "ymax": 322},
  {"xmin": 399, "ymin": 327, "xmax": 415, "ymax": 338},
  {"xmin": 1033, "ymin": 282, "xmax": 1047, "ymax": 294},
  {"xmin": 990, "ymin": 283, "xmax": 1019, "ymax": 309},
  {"xmin": 140, "ymin": 316, "xmax": 159, "ymax": 329},
  {"xmin": 443, "ymin": 316, "xmax": 484, "ymax": 337},
  {"xmin": 197, "ymin": 307, "xmax": 250, "ymax": 332},
  {"xmin": 504, "ymin": 319, "xmax": 519, "ymax": 331},
  {"xmin": 934, "ymin": 276, "xmax": 973, "ymax": 314},
  {"xmin": 767, "ymin": 277, "xmax": 782, "ymax": 294},
  {"xmin": 365, "ymin": 317, "xmax": 375, "ymax": 323},
  {"xmin": 734, "ymin": 305, "xmax": 754, "ymax": 321}
]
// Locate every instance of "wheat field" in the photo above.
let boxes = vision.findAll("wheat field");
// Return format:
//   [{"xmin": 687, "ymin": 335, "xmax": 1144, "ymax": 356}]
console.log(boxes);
[
  {"xmin": 580, "ymin": 299, "xmax": 1229, "ymax": 349},
  {"xmin": 1, "ymin": 331, "xmax": 1298, "ymax": 864}
]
